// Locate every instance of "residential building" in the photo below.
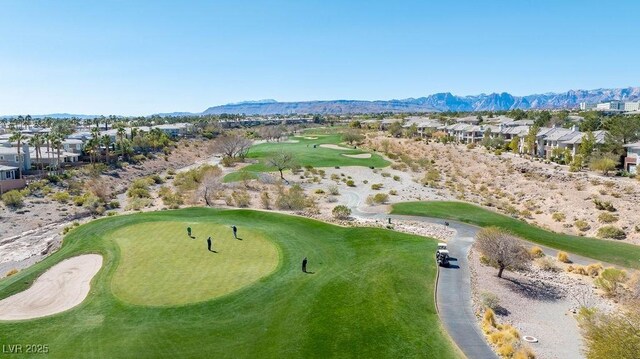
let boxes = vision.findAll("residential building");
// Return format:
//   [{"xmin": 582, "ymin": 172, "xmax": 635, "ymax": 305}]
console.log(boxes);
[
  {"xmin": 580, "ymin": 102, "xmax": 596, "ymax": 110},
  {"xmin": 0, "ymin": 165, "xmax": 18, "ymax": 180},
  {"xmin": 151, "ymin": 123, "xmax": 194, "ymax": 137},
  {"xmin": 624, "ymin": 102, "xmax": 640, "ymax": 112},
  {"xmin": 623, "ymin": 142, "xmax": 640, "ymax": 174},
  {"xmin": 596, "ymin": 101, "xmax": 624, "ymax": 111}
]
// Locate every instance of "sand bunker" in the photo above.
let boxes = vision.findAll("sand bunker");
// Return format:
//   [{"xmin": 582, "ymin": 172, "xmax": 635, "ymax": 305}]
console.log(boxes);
[
  {"xmin": 282, "ymin": 139, "xmax": 299, "ymax": 143},
  {"xmin": 0, "ymin": 254, "xmax": 103, "ymax": 320},
  {"xmin": 342, "ymin": 153, "xmax": 372, "ymax": 159},
  {"xmin": 304, "ymin": 136, "xmax": 318, "ymax": 140},
  {"xmin": 319, "ymin": 144, "xmax": 355, "ymax": 151}
]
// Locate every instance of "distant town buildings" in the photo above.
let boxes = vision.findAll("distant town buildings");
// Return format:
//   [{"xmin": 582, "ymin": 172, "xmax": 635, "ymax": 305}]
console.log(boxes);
[{"xmin": 581, "ymin": 100, "xmax": 638, "ymax": 112}]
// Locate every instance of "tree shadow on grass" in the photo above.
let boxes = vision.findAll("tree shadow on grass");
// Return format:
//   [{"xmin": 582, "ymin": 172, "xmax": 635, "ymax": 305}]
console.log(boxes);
[{"xmin": 503, "ymin": 277, "xmax": 565, "ymax": 302}]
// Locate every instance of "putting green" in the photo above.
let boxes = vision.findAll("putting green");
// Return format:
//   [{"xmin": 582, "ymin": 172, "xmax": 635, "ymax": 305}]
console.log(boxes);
[
  {"xmin": 110, "ymin": 222, "xmax": 278, "ymax": 306},
  {"xmin": 0, "ymin": 209, "xmax": 460, "ymax": 358}
]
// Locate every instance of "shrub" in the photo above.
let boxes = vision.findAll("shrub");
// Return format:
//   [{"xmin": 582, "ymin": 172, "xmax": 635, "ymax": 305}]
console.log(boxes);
[
  {"xmin": 276, "ymin": 184, "xmax": 313, "ymax": 211},
  {"xmin": 51, "ymin": 191, "xmax": 71, "ymax": 203},
  {"xmin": 381, "ymin": 172, "xmax": 391, "ymax": 178},
  {"xmin": 586, "ymin": 263, "xmax": 604, "ymax": 277},
  {"xmin": 513, "ymin": 347, "xmax": 536, "ymax": 359},
  {"xmin": 574, "ymin": 220, "xmax": 591, "ymax": 232},
  {"xmin": 366, "ymin": 193, "xmax": 389, "ymax": 205},
  {"xmin": 108, "ymin": 200, "xmax": 120, "ymax": 209},
  {"xmin": 392, "ymin": 175, "xmax": 400, "ymax": 181},
  {"xmin": 346, "ymin": 180, "xmax": 355, "ymax": 187},
  {"xmin": 1, "ymin": 190, "xmax": 24, "ymax": 208},
  {"xmin": 314, "ymin": 189, "xmax": 325, "ymax": 194},
  {"xmin": 231, "ymin": 190, "xmax": 251, "ymax": 208},
  {"xmin": 536, "ymin": 257, "xmax": 560, "ymax": 272},
  {"xmin": 597, "ymin": 212, "xmax": 618, "ymax": 223},
  {"xmin": 126, "ymin": 197, "xmax": 152, "ymax": 211},
  {"xmin": 327, "ymin": 184, "xmax": 339, "ymax": 195},
  {"xmin": 332, "ymin": 205, "xmax": 351, "ymax": 220},
  {"xmin": 5, "ymin": 268, "xmax": 18, "ymax": 277},
  {"xmin": 260, "ymin": 192, "xmax": 271, "ymax": 209},
  {"xmin": 529, "ymin": 246, "xmax": 544, "ymax": 258},
  {"xmin": 389, "ymin": 189, "xmax": 398, "ymax": 195},
  {"xmin": 422, "ymin": 169, "xmax": 440, "ymax": 186},
  {"xmin": 480, "ymin": 292, "xmax": 500, "ymax": 310},
  {"xmin": 597, "ymin": 226, "xmax": 626, "ymax": 240},
  {"xmin": 371, "ymin": 183, "xmax": 383, "ymax": 190},
  {"xmin": 594, "ymin": 267, "xmax": 627, "ymax": 296},
  {"xmin": 221, "ymin": 156, "xmax": 235, "ymax": 167},
  {"xmin": 593, "ymin": 199, "xmax": 616, "ymax": 212},
  {"xmin": 551, "ymin": 212, "xmax": 566, "ymax": 222},
  {"xmin": 557, "ymin": 251, "xmax": 571, "ymax": 263}
]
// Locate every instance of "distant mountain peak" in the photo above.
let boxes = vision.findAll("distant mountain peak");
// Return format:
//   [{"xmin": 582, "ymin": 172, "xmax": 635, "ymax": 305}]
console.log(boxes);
[{"xmin": 201, "ymin": 87, "xmax": 640, "ymax": 115}]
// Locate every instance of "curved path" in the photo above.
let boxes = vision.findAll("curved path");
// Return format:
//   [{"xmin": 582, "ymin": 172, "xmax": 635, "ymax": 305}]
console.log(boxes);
[{"xmin": 343, "ymin": 191, "xmax": 602, "ymax": 359}]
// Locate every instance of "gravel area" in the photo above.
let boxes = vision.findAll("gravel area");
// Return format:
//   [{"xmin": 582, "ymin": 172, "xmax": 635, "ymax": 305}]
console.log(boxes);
[{"xmin": 469, "ymin": 249, "xmax": 616, "ymax": 359}]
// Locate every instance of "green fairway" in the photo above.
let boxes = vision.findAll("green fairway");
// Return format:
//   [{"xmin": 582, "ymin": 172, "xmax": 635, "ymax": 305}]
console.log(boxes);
[
  {"xmin": 391, "ymin": 201, "xmax": 640, "ymax": 269},
  {"xmin": 111, "ymin": 222, "xmax": 278, "ymax": 306},
  {"xmin": 224, "ymin": 134, "xmax": 389, "ymax": 182},
  {"xmin": 0, "ymin": 209, "xmax": 459, "ymax": 359}
]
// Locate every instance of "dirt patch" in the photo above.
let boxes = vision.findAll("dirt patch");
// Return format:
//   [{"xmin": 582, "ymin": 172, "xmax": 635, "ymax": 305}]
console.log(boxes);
[{"xmin": 0, "ymin": 254, "xmax": 103, "ymax": 320}]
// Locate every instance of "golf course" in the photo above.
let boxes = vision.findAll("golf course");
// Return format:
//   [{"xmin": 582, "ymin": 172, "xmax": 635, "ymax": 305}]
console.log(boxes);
[
  {"xmin": 223, "ymin": 134, "xmax": 389, "ymax": 182},
  {"xmin": 0, "ymin": 208, "xmax": 459, "ymax": 358},
  {"xmin": 392, "ymin": 201, "xmax": 640, "ymax": 269}
]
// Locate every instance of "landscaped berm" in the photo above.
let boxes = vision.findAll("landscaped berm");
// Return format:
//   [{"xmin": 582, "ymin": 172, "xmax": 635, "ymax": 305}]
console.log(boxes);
[{"xmin": 0, "ymin": 209, "xmax": 460, "ymax": 359}]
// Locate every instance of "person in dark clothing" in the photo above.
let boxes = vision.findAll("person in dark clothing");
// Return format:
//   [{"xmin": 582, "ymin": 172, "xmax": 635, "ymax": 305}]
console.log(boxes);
[
  {"xmin": 231, "ymin": 225, "xmax": 238, "ymax": 239},
  {"xmin": 187, "ymin": 227, "xmax": 192, "ymax": 237},
  {"xmin": 444, "ymin": 221, "xmax": 449, "ymax": 227},
  {"xmin": 207, "ymin": 237, "xmax": 212, "ymax": 252},
  {"xmin": 302, "ymin": 257, "xmax": 308, "ymax": 273}
]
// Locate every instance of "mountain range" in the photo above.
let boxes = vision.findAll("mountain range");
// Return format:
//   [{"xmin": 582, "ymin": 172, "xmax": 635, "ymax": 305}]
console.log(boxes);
[
  {"xmin": 201, "ymin": 87, "xmax": 640, "ymax": 115},
  {"xmin": 4, "ymin": 87, "xmax": 640, "ymax": 118}
]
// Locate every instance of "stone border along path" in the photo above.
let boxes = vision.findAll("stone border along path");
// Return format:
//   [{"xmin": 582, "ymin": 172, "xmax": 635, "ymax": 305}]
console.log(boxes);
[{"xmin": 343, "ymin": 190, "xmax": 614, "ymax": 359}]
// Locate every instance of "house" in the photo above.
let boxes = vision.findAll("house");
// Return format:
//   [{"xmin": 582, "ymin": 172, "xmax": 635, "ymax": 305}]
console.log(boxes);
[
  {"xmin": 623, "ymin": 142, "xmax": 640, "ymax": 174},
  {"xmin": 0, "ymin": 145, "xmax": 30, "ymax": 172},
  {"xmin": 0, "ymin": 164, "xmax": 25, "ymax": 194},
  {"xmin": 151, "ymin": 123, "xmax": 193, "ymax": 138},
  {"xmin": 62, "ymin": 139, "xmax": 84, "ymax": 154},
  {"xmin": 379, "ymin": 118, "xmax": 403, "ymax": 130}
]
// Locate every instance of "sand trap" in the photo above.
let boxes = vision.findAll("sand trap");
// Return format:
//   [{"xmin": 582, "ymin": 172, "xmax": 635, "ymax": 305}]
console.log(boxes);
[
  {"xmin": 320, "ymin": 144, "xmax": 355, "ymax": 151},
  {"xmin": 342, "ymin": 153, "xmax": 372, "ymax": 159},
  {"xmin": 0, "ymin": 254, "xmax": 103, "ymax": 320},
  {"xmin": 304, "ymin": 136, "xmax": 318, "ymax": 140},
  {"xmin": 282, "ymin": 139, "xmax": 299, "ymax": 143}
]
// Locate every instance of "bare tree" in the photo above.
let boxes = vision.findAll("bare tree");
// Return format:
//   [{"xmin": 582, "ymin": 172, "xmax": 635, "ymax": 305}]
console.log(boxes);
[
  {"xmin": 198, "ymin": 170, "xmax": 223, "ymax": 206},
  {"xmin": 267, "ymin": 150, "xmax": 295, "ymax": 180},
  {"xmin": 475, "ymin": 227, "xmax": 530, "ymax": 278},
  {"xmin": 212, "ymin": 134, "xmax": 252, "ymax": 159}
]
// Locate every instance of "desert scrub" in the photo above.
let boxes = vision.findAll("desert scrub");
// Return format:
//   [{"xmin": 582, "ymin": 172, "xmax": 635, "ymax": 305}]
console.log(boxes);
[
  {"xmin": 480, "ymin": 292, "xmax": 500, "ymax": 310},
  {"xmin": 5, "ymin": 268, "xmax": 19, "ymax": 277},
  {"xmin": 392, "ymin": 175, "xmax": 401, "ymax": 181},
  {"xmin": 260, "ymin": 192, "xmax": 271, "ymax": 209},
  {"xmin": 389, "ymin": 189, "xmax": 398, "ymax": 196},
  {"xmin": 585, "ymin": 263, "xmax": 603, "ymax": 277},
  {"xmin": 536, "ymin": 257, "xmax": 560, "ymax": 272},
  {"xmin": 1, "ymin": 190, "xmax": 24, "ymax": 208},
  {"xmin": 314, "ymin": 189, "xmax": 325, "ymax": 194},
  {"xmin": 597, "ymin": 212, "xmax": 618, "ymax": 223},
  {"xmin": 529, "ymin": 246, "xmax": 544, "ymax": 258},
  {"xmin": 593, "ymin": 199, "xmax": 616, "ymax": 212},
  {"xmin": 231, "ymin": 190, "xmax": 251, "ymax": 208},
  {"xmin": 574, "ymin": 220, "xmax": 591, "ymax": 232},
  {"xmin": 557, "ymin": 251, "xmax": 571, "ymax": 263},
  {"xmin": 551, "ymin": 212, "xmax": 566, "ymax": 222},
  {"xmin": 346, "ymin": 180, "xmax": 355, "ymax": 187},
  {"xmin": 381, "ymin": 172, "xmax": 391, "ymax": 178},
  {"xmin": 567, "ymin": 265, "xmax": 588, "ymax": 276},
  {"xmin": 596, "ymin": 226, "xmax": 626, "ymax": 240},
  {"xmin": 51, "ymin": 191, "xmax": 71, "ymax": 203},
  {"xmin": 327, "ymin": 184, "xmax": 339, "ymax": 195},
  {"xmin": 370, "ymin": 183, "xmax": 383, "ymax": 190},
  {"xmin": 366, "ymin": 193, "xmax": 389, "ymax": 205},
  {"xmin": 332, "ymin": 205, "xmax": 351, "ymax": 220},
  {"xmin": 594, "ymin": 267, "xmax": 627, "ymax": 297}
]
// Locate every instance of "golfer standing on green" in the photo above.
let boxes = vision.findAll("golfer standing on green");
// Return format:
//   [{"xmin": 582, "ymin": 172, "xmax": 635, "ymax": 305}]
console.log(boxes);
[
  {"xmin": 231, "ymin": 225, "xmax": 238, "ymax": 239},
  {"xmin": 187, "ymin": 227, "xmax": 192, "ymax": 237}
]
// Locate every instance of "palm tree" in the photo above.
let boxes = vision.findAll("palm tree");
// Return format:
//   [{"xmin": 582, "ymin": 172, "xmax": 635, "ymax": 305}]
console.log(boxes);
[
  {"xmin": 9, "ymin": 131, "xmax": 26, "ymax": 178},
  {"xmin": 50, "ymin": 134, "xmax": 63, "ymax": 171},
  {"xmin": 102, "ymin": 134, "xmax": 112, "ymax": 164},
  {"xmin": 29, "ymin": 134, "xmax": 44, "ymax": 174}
]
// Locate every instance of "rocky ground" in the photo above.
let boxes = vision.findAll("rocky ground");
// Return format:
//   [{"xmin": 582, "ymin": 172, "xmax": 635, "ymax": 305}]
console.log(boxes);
[
  {"xmin": 469, "ymin": 248, "xmax": 616, "ymax": 359},
  {"xmin": 364, "ymin": 135, "xmax": 640, "ymax": 244}
]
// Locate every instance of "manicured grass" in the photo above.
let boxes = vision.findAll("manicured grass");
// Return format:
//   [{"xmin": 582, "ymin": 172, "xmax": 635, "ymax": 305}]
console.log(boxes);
[
  {"xmin": 391, "ymin": 201, "xmax": 640, "ymax": 269},
  {"xmin": 0, "ymin": 209, "xmax": 459, "ymax": 359},
  {"xmin": 224, "ymin": 134, "xmax": 389, "ymax": 182},
  {"xmin": 110, "ymin": 222, "xmax": 278, "ymax": 306}
]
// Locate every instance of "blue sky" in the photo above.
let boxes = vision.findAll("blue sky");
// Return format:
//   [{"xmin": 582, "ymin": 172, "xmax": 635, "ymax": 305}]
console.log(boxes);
[{"xmin": 1, "ymin": 0, "xmax": 638, "ymax": 115}]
